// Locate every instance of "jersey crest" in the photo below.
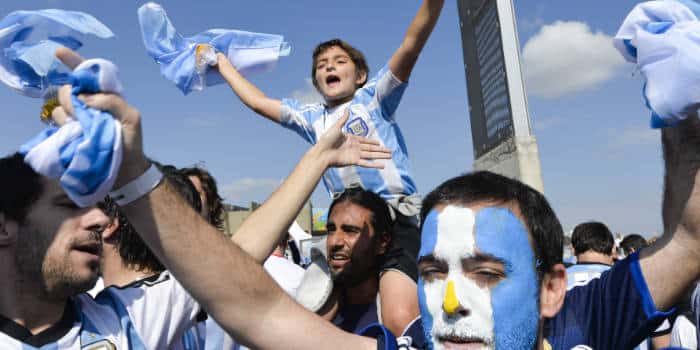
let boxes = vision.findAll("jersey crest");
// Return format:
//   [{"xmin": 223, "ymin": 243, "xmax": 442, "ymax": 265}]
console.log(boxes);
[{"xmin": 346, "ymin": 117, "xmax": 369, "ymax": 137}]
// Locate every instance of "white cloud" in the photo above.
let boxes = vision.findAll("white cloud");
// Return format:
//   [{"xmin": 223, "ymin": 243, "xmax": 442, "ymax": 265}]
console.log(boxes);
[
  {"xmin": 221, "ymin": 178, "xmax": 281, "ymax": 204},
  {"xmin": 522, "ymin": 21, "xmax": 625, "ymax": 98},
  {"xmin": 290, "ymin": 78, "xmax": 323, "ymax": 104}
]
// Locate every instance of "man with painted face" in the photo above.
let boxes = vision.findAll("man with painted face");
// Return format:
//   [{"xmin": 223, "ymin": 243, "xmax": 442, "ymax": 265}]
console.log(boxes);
[{"xmin": 415, "ymin": 112, "xmax": 700, "ymax": 349}]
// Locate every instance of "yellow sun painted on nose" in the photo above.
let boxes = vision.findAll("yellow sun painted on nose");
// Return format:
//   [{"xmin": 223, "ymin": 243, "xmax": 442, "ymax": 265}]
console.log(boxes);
[{"xmin": 443, "ymin": 280, "xmax": 460, "ymax": 315}]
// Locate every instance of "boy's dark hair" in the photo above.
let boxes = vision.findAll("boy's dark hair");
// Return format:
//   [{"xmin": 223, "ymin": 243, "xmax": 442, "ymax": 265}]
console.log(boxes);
[
  {"xmin": 328, "ymin": 186, "xmax": 392, "ymax": 242},
  {"xmin": 620, "ymin": 234, "xmax": 648, "ymax": 255},
  {"xmin": 98, "ymin": 163, "xmax": 202, "ymax": 273},
  {"xmin": 0, "ymin": 153, "xmax": 43, "ymax": 223},
  {"xmin": 421, "ymin": 171, "xmax": 563, "ymax": 273},
  {"xmin": 312, "ymin": 39, "xmax": 370, "ymax": 90},
  {"xmin": 179, "ymin": 166, "xmax": 224, "ymax": 230},
  {"xmin": 571, "ymin": 222, "xmax": 615, "ymax": 256}
]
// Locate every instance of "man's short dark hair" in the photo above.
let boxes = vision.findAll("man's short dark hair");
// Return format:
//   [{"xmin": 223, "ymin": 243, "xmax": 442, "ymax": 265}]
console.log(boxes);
[
  {"xmin": 0, "ymin": 153, "xmax": 43, "ymax": 223},
  {"xmin": 620, "ymin": 234, "xmax": 648, "ymax": 255},
  {"xmin": 421, "ymin": 171, "xmax": 563, "ymax": 273},
  {"xmin": 328, "ymin": 187, "xmax": 392, "ymax": 241},
  {"xmin": 179, "ymin": 166, "xmax": 224, "ymax": 230},
  {"xmin": 98, "ymin": 163, "xmax": 202, "ymax": 273},
  {"xmin": 571, "ymin": 222, "xmax": 614, "ymax": 256},
  {"xmin": 312, "ymin": 39, "xmax": 370, "ymax": 90}
]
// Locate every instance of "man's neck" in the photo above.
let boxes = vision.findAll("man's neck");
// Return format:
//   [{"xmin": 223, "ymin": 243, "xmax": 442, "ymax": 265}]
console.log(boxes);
[
  {"xmin": 342, "ymin": 275, "xmax": 379, "ymax": 305},
  {"xmin": 575, "ymin": 251, "xmax": 614, "ymax": 266},
  {"xmin": 101, "ymin": 246, "xmax": 158, "ymax": 288},
  {"xmin": 0, "ymin": 261, "xmax": 67, "ymax": 335}
]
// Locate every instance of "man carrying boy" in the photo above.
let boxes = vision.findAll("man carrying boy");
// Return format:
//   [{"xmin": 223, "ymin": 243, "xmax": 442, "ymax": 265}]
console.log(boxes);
[{"xmin": 214, "ymin": 0, "xmax": 445, "ymax": 335}]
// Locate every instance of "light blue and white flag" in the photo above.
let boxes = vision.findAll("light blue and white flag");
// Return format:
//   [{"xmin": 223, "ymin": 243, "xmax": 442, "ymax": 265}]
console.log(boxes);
[
  {"xmin": 614, "ymin": 0, "xmax": 700, "ymax": 128},
  {"xmin": 0, "ymin": 9, "xmax": 114, "ymax": 98},
  {"xmin": 138, "ymin": 2, "xmax": 291, "ymax": 95},
  {"xmin": 20, "ymin": 58, "xmax": 123, "ymax": 207}
]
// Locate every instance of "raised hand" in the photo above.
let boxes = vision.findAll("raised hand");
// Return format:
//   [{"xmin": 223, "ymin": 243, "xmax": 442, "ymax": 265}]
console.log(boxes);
[
  {"xmin": 316, "ymin": 109, "xmax": 392, "ymax": 169},
  {"xmin": 54, "ymin": 47, "xmax": 149, "ymax": 187}
]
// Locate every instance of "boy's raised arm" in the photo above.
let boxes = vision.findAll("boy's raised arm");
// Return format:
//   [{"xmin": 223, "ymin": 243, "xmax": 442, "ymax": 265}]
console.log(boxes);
[
  {"xmin": 389, "ymin": 0, "xmax": 445, "ymax": 82},
  {"xmin": 216, "ymin": 52, "xmax": 284, "ymax": 124}
]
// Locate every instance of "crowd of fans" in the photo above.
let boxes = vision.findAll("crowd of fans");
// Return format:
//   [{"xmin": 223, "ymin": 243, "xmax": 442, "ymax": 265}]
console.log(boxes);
[{"xmin": 4, "ymin": 0, "xmax": 700, "ymax": 349}]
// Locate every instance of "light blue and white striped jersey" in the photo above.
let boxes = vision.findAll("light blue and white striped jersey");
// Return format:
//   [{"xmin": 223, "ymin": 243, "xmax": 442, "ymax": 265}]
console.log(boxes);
[
  {"xmin": 280, "ymin": 63, "xmax": 417, "ymax": 201},
  {"xmin": 0, "ymin": 271, "xmax": 201, "ymax": 349},
  {"xmin": 566, "ymin": 262, "xmax": 612, "ymax": 291}
]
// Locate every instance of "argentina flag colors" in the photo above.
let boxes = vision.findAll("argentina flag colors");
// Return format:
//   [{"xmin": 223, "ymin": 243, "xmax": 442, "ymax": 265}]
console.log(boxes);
[
  {"xmin": 0, "ymin": 9, "xmax": 114, "ymax": 98},
  {"xmin": 137, "ymin": 2, "xmax": 291, "ymax": 95},
  {"xmin": 20, "ymin": 59, "xmax": 123, "ymax": 207},
  {"xmin": 614, "ymin": 0, "xmax": 700, "ymax": 128}
]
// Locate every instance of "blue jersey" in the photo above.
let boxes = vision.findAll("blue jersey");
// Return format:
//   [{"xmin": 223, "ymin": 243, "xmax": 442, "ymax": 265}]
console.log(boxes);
[
  {"xmin": 566, "ymin": 262, "xmax": 612, "ymax": 291},
  {"xmin": 546, "ymin": 253, "xmax": 672, "ymax": 349},
  {"xmin": 280, "ymin": 62, "xmax": 417, "ymax": 201},
  {"xmin": 0, "ymin": 271, "xmax": 201, "ymax": 349}
]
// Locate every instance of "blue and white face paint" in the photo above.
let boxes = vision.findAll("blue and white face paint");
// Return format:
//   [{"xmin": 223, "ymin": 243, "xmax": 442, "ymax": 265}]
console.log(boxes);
[{"xmin": 418, "ymin": 205, "xmax": 540, "ymax": 350}]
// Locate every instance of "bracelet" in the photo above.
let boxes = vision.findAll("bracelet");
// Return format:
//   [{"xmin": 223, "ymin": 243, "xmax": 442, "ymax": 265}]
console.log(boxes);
[{"xmin": 109, "ymin": 164, "xmax": 163, "ymax": 206}]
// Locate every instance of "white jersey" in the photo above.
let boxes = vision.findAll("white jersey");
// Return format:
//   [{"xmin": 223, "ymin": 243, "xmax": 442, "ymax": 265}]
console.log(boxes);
[
  {"xmin": 670, "ymin": 315, "xmax": 697, "ymax": 349},
  {"xmin": 280, "ymin": 62, "xmax": 417, "ymax": 201},
  {"xmin": 205, "ymin": 256, "xmax": 305, "ymax": 350},
  {"xmin": 0, "ymin": 271, "xmax": 200, "ymax": 349}
]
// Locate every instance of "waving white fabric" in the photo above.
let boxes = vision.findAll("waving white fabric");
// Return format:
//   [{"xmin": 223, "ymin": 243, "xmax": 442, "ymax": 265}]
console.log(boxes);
[
  {"xmin": 0, "ymin": 9, "xmax": 114, "ymax": 98},
  {"xmin": 614, "ymin": 0, "xmax": 700, "ymax": 128},
  {"xmin": 20, "ymin": 59, "xmax": 123, "ymax": 207},
  {"xmin": 138, "ymin": 2, "xmax": 291, "ymax": 95}
]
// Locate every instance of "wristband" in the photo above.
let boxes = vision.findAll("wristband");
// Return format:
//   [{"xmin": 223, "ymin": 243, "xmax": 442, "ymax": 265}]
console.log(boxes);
[{"xmin": 109, "ymin": 164, "xmax": 163, "ymax": 206}]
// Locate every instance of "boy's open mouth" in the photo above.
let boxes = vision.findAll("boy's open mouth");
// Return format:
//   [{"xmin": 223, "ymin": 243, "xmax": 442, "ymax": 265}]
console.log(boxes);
[{"xmin": 326, "ymin": 74, "xmax": 341, "ymax": 87}]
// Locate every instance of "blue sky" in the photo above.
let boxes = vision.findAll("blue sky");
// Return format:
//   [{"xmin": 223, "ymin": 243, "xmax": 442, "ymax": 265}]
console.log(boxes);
[{"xmin": 0, "ymin": 1, "xmax": 663, "ymax": 236}]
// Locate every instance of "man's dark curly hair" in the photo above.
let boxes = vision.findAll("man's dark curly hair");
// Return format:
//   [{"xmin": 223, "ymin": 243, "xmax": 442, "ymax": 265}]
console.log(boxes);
[
  {"xmin": 98, "ymin": 163, "xmax": 202, "ymax": 273},
  {"xmin": 179, "ymin": 166, "xmax": 224, "ymax": 230}
]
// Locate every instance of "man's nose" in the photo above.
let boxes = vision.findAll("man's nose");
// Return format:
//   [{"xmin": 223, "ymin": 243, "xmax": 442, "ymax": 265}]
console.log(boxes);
[
  {"xmin": 328, "ymin": 231, "xmax": 348, "ymax": 248},
  {"xmin": 81, "ymin": 207, "xmax": 110, "ymax": 233},
  {"xmin": 443, "ymin": 280, "xmax": 470, "ymax": 318}
]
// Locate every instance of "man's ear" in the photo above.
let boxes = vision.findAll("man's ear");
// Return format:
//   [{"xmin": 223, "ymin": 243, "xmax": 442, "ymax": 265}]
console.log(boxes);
[
  {"xmin": 0, "ymin": 213, "xmax": 18, "ymax": 247},
  {"xmin": 102, "ymin": 217, "xmax": 119, "ymax": 242},
  {"xmin": 539, "ymin": 263, "xmax": 567, "ymax": 318}
]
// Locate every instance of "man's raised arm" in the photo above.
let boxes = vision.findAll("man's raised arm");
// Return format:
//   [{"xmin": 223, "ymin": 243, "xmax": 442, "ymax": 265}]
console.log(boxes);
[
  {"xmin": 389, "ymin": 0, "xmax": 445, "ymax": 82},
  {"xmin": 53, "ymin": 48, "xmax": 380, "ymax": 350},
  {"xmin": 231, "ymin": 110, "xmax": 390, "ymax": 263},
  {"xmin": 640, "ymin": 116, "xmax": 700, "ymax": 311}
]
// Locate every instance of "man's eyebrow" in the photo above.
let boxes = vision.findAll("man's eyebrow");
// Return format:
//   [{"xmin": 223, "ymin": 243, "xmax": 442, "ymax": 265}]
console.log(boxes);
[
  {"xmin": 340, "ymin": 224, "xmax": 361, "ymax": 232},
  {"xmin": 463, "ymin": 253, "xmax": 506, "ymax": 265}
]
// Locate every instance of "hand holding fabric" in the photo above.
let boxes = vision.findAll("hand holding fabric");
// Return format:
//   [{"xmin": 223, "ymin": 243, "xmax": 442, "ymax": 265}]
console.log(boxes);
[
  {"xmin": 614, "ymin": 0, "xmax": 700, "ymax": 128},
  {"xmin": 138, "ymin": 2, "xmax": 291, "ymax": 95},
  {"xmin": 20, "ymin": 55, "xmax": 126, "ymax": 207},
  {"xmin": 0, "ymin": 9, "xmax": 113, "ymax": 98}
]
